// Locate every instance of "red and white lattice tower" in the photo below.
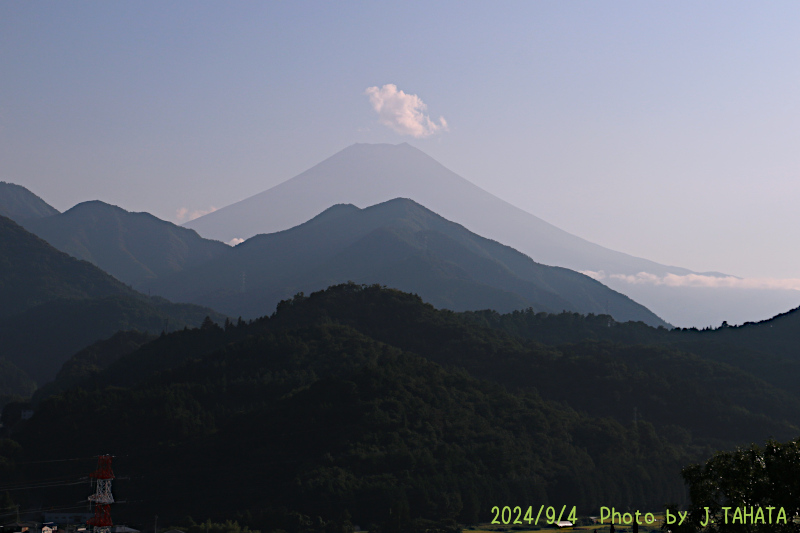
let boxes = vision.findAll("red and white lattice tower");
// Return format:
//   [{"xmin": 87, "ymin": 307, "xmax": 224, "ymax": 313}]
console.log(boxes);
[{"xmin": 87, "ymin": 455, "xmax": 115, "ymax": 533}]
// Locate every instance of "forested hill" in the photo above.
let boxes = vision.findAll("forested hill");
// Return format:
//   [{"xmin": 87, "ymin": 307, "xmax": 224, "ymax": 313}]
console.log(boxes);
[
  {"xmin": 12, "ymin": 314, "xmax": 693, "ymax": 531},
  {"xmin": 460, "ymin": 305, "xmax": 800, "ymax": 396},
  {"xmin": 30, "ymin": 330, "xmax": 157, "ymax": 403},
  {"xmin": 0, "ymin": 215, "xmax": 134, "ymax": 318},
  {"xmin": 9, "ymin": 284, "xmax": 800, "ymax": 532},
  {"xmin": 0, "ymin": 215, "xmax": 227, "ymax": 386}
]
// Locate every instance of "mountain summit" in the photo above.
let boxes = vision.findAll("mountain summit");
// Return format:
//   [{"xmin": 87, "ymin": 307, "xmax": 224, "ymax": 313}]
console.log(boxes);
[
  {"xmin": 24, "ymin": 200, "xmax": 229, "ymax": 289},
  {"xmin": 0, "ymin": 181, "xmax": 59, "ymax": 223},
  {"xmin": 186, "ymin": 143, "xmax": 690, "ymax": 277},
  {"xmin": 185, "ymin": 143, "xmax": 800, "ymax": 327},
  {"xmin": 161, "ymin": 198, "xmax": 668, "ymax": 326}
]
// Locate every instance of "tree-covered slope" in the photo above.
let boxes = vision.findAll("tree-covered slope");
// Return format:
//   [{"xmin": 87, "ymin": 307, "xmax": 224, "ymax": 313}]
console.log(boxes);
[
  {"xmin": 24, "ymin": 201, "xmax": 230, "ymax": 289},
  {"xmin": 253, "ymin": 285, "xmax": 800, "ymax": 446},
  {"xmin": 31, "ymin": 330, "xmax": 156, "ymax": 403},
  {"xmin": 0, "ymin": 296, "xmax": 227, "ymax": 384},
  {"xmin": 16, "ymin": 322, "xmax": 693, "ymax": 530},
  {"xmin": 0, "ymin": 215, "xmax": 227, "ymax": 383},
  {"xmin": 10, "ymin": 284, "xmax": 800, "ymax": 532},
  {"xmin": 0, "ymin": 215, "xmax": 135, "ymax": 318},
  {"xmin": 0, "ymin": 358, "xmax": 36, "ymax": 404},
  {"xmin": 461, "ymin": 305, "xmax": 800, "ymax": 397}
]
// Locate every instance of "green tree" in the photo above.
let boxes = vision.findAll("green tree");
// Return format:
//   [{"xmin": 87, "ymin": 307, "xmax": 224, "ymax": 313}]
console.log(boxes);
[{"xmin": 679, "ymin": 438, "xmax": 800, "ymax": 532}]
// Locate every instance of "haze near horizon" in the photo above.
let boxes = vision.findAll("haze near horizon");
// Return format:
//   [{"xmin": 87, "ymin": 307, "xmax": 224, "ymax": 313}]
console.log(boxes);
[{"xmin": 2, "ymin": 2, "xmax": 799, "ymax": 318}]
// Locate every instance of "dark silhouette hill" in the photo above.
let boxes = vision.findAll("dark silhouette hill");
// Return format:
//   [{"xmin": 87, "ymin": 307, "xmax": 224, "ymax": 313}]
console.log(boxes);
[
  {"xmin": 0, "ymin": 214, "xmax": 134, "ymax": 318},
  {"xmin": 0, "ymin": 181, "xmax": 59, "ymax": 223},
  {"xmin": 253, "ymin": 285, "xmax": 800, "ymax": 444},
  {"xmin": 153, "ymin": 198, "xmax": 668, "ymax": 327},
  {"xmin": 461, "ymin": 303, "xmax": 800, "ymax": 398},
  {"xmin": 0, "ymin": 358, "xmax": 36, "ymax": 402},
  {"xmin": 699, "ymin": 305, "xmax": 800, "ymax": 359},
  {"xmin": 23, "ymin": 200, "xmax": 230, "ymax": 289},
  {"xmin": 30, "ymin": 330, "xmax": 156, "ymax": 403},
  {"xmin": 0, "ymin": 215, "xmax": 227, "ymax": 384},
  {"xmin": 12, "ymin": 284, "xmax": 800, "ymax": 530}
]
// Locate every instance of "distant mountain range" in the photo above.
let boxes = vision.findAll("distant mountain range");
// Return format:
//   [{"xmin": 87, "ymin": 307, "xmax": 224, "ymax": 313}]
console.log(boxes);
[
  {"xmin": 187, "ymin": 144, "xmax": 691, "ymax": 276},
  {"xmin": 0, "ymin": 214, "xmax": 133, "ymax": 318},
  {"xmin": 6, "ymin": 142, "xmax": 798, "ymax": 328},
  {"xmin": 185, "ymin": 143, "xmax": 800, "ymax": 327},
  {"xmin": 0, "ymin": 215, "xmax": 226, "ymax": 385},
  {"xmin": 0, "ymin": 183, "xmax": 667, "ymax": 327},
  {"xmin": 23, "ymin": 200, "xmax": 229, "ymax": 289},
  {"xmin": 146, "ymin": 198, "xmax": 668, "ymax": 326},
  {"xmin": 0, "ymin": 181, "xmax": 59, "ymax": 221}
]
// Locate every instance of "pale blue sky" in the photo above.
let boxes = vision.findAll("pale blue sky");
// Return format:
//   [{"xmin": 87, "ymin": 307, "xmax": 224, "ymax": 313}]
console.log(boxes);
[{"xmin": 2, "ymin": 2, "xmax": 799, "ymax": 278}]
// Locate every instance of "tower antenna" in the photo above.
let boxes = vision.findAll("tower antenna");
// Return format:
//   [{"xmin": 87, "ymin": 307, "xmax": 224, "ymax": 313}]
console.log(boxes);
[{"xmin": 87, "ymin": 455, "xmax": 115, "ymax": 533}]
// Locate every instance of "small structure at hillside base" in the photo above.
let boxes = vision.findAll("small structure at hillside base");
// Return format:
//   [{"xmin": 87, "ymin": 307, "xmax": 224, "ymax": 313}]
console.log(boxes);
[
  {"xmin": 554, "ymin": 520, "xmax": 573, "ymax": 528},
  {"xmin": 87, "ymin": 456, "xmax": 115, "ymax": 533}
]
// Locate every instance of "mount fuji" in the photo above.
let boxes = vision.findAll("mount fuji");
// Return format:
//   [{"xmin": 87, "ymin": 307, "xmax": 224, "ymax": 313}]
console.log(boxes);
[{"xmin": 185, "ymin": 143, "xmax": 799, "ymax": 327}]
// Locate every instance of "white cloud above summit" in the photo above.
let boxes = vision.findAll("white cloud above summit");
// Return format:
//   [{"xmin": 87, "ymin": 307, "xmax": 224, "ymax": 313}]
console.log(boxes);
[{"xmin": 365, "ymin": 84, "xmax": 448, "ymax": 138}]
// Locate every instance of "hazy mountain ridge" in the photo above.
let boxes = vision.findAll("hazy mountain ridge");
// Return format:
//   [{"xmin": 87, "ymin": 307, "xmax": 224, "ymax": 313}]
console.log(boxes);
[
  {"xmin": 185, "ymin": 143, "xmax": 700, "ymax": 277},
  {"xmin": 0, "ymin": 215, "xmax": 227, "ymax": 385},
  {"xmin": 151, "ymin": 198, "xmax": 669, "ymax": 326},
  {"xmin": 184, "ymin": 143, "xmax": 800, "ymax": 327},
  {"xmin": 0, "ymin": 184, "xmax": 665, "ymax": 325},
  {"xmin": 0, "ymin": 181, "xmax": 59, "ymax": 222},
  {"xmin": 23, "ymin": 200, "xmax": 230, "ymax": 289},
  {"xmin": 0, "ymin": 214, "xmax": 135, "ymax": 318}
]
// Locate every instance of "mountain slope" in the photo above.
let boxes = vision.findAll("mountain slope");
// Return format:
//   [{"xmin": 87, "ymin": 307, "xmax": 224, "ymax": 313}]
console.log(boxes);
[
  {"xmin": 186, "ymin": 143, "xmax": 695, "ymax": 277},
  {"xmin": 0, "ymin": 181, "xmax": 59, "ymax": 223},
  {"xmin": 24, "ymin": 200, "xmax": 230, "ymax": 289},
  {"xmin": 461, "ymin": 303, "xmax": 800, "ymax": 398},
  {"xmin": 31, "ymin": 330, "xmax": 156, "ymax": 403},
  {"xmin": 184, "ymin": 143, "xmax": 800, "ymax": 328},
  {"xmin": 0, "ymin": 215, "xmax": 227, "ymax": 383},
  {"xmin": 258, "ymin": 284, "xmax": 800, "ymax": 445},
  {"xmin": 17, "ymin": 322, "xmax": 692, "ymax": 524},
  {"xmin": 0, "ymin": 214, "xmax": 135, "ymax": 318},
  {"xmin": 156, "ymin": 198, "xmax": 668, "ymax": 326},
  {"xmin": 0, "ymin": 357, "xmax": 36, "ymax": 401},
  {"xmin": 14, "ymin": 284, "xmax": 800, "ymax": 528}
]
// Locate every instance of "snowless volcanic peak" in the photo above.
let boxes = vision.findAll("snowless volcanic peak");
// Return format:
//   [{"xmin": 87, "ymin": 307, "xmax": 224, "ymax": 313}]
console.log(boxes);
[
  {"xmin": 184, "ymin": 143, "xmax": 800, "ymax": 327},
  {"xmin": 185, "ymin": 143, "xmax": 477, "ymax": 242},
  {"xmin": 185, "ymin": 143, "xmax": 689, "ymax": 278}
]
